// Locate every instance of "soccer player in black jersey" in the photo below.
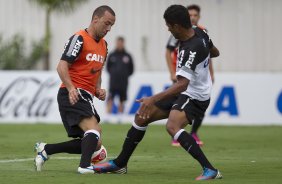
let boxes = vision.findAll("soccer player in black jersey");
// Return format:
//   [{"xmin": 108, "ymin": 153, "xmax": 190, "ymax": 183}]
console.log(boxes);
[
  {"xmin": 167, "ymin": 4, "xmax": 215, "ymax": 147},
  {"xmin": 93, "ymin": 5, "xmax": 222, "ymax": 180}
]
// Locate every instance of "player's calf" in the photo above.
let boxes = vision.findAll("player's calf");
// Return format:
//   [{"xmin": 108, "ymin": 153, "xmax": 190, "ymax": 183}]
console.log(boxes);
[
  {"xmin": 113, "ymin": 121, "xmax": 147, "ymax": 167},
  {"xmin": 79, "ymin": 129, "xmax": 100, "ymax": 169},
  {"xmin": 174, "ymin": 129, "xmax": 221, "ymax": 177}
]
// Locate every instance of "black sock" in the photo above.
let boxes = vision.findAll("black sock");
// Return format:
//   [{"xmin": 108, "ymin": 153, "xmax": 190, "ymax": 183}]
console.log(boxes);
[
  {"xmin": 191, "ymin": 117, "xmax": 203, "ymax": 134},
  {"xmin": 45, "ymin": 139, "xmax": 82, "ymax": 155},
  {"xmin": 177, "ymin": 131, "xmax": 215, "ymax": 170},
  {"xmin": 79, "ymin": 132, "xmax": 99, "ymax": 168},
  {"xmin": 114, "ymin": 125, "xmax": 146, "ymax": 167}
]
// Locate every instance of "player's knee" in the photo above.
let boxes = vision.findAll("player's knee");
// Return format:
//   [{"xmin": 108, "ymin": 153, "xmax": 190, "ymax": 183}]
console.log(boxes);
[
  {"xmin": 166, "ymin": 120, "xmax": 179, "ymax": 136},
  {"xmin": 95, "ymin": 126, "xmax": 102, "ymax": 134},
  {"xmin": 134, "ymin": 114, "xmax": 150, "ymax": 127},
  {"xmin": 79, "ymin": 116, "xmax": 100, "ymax": 132}
]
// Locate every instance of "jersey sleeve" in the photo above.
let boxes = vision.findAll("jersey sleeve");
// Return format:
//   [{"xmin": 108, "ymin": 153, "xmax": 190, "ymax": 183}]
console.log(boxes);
[
  {"xmin": 61, "ymin": 34, "xmax": 84, "ymax": 64},
  {"xmin": 176, "ymin": 45, "xmax": 202, "ymax": 80},
  {"xmin": 202, "ymin": 29, "xmax": 214, "ymax": 49},
  {"xmin": 166, "ymin": 35, "xmax": 178, "ymax": 51}
]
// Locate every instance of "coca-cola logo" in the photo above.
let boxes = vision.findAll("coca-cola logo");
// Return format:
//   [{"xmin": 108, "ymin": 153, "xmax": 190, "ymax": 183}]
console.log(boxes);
[{"xmin": 0, "ymin": 77, "xmax": 60, "ymax": 118}]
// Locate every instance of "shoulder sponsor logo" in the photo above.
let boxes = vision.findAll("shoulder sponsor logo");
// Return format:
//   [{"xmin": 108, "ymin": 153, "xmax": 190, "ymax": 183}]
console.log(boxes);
[
  {"xmin": 202, "ymin": 39, "xmax": 207, "ymax": 48},
  {"xmin": 185, "ymin": 51, "xmax": 196, "ymax": 69},
  {"xmin": 71, "ymin": 39, "xmax": 83, "ymax": 57},
  {"xmin": 86, "ymin": 53, "xmax": 104, "ymax": 63},
  {"xmin": 63, "ymin": 40, "xmax": 70, "ymax": 53},
  {"xmin": 177, "ymin": 50, "xmax": 185, "ymax": 68}
]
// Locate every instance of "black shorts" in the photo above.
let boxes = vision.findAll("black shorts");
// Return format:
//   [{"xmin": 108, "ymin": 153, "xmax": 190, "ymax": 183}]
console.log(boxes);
[
  {"xmin": 155, "ymin": 95, "xmax": 179, "ymax": 111},
  {"xmin": 108, "ymin": 88, "xmax": 127, "ymax": 102},
  {"xmin": 155, "ymin": 94, "xmax": 210, "ymax": 124},
  {"xmin": 57, "ymin": 88, "xmax": 100, "ymax": 138}
]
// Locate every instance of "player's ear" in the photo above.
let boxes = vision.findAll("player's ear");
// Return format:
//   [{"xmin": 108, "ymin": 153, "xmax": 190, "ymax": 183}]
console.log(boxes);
[{"xmin": 92, "ymin": 15, "xmax": 99, "ymax": 23}]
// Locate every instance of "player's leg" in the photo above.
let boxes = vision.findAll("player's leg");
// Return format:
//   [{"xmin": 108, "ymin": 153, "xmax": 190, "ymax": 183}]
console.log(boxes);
[
  {"xmin": 166, "ymin": 95, "xmax": 222, "ymax": 180},
  {"xmin": 166, "ymin": 110, "xmax": 221, "ymax": 180},
  {"xmin": 167, "ymin": 110, "xmax": 215, "ymax": 169},
  {"xmin": 191, "ymin": 116, "xmax": 204, "ymax": 145},
  {"xmin": 114, "ymin": 105, "xmax": 168, "ymax": 167},
  {"xmin": 43, "ymin": 139, "xmax": 102, "ymax": 155},
  {"xmin": 93, "ymin": 105, "xmax": 169, "ymax": 173},
  {"xmin": 77, "ymin": 116, "xmax": 101, "ymax": 173}
]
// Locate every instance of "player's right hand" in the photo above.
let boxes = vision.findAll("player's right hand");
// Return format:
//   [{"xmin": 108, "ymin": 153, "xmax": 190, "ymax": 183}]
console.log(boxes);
[
  {"xmin": 136, "ymin": 97, "xmax": 155, "ymax": 119},
  {"xmin": 68, "ymin": 88, "xmax": 79, "ymax": 105}
]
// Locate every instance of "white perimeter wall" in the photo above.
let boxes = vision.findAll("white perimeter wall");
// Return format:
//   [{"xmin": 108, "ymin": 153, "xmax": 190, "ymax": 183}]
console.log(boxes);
[{"xmin": 0, "ymin": 0, "xmax": 282, "ymax": 72}]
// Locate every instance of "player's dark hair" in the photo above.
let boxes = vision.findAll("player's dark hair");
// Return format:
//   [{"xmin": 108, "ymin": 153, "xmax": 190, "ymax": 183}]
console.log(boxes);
[
  {"xmin": 92, "ymin": 5, "xmax": 115, "ymax": 20},
  {"xmin": 117, "ymin": 36, "xmax": 125, "ymax": 42},
  {"xmin": 163, "ymin": 5, "xmax": 191, "ymax": 29},
  {"xmin": 187, "ymin": 4, "xmax": 201, "ymax": 13}
]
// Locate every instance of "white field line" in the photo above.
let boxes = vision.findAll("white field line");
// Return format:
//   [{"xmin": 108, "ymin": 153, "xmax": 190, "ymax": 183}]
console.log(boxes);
[{"xmin": 0, "ymin": 155, "xmax": 155, "ymax": 164}]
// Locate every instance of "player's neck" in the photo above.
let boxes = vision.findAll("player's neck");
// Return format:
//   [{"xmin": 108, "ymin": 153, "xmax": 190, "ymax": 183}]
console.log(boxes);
[
  {"xmin": 179, "ymin": 28, "xmax": 195, "ymax": 41},
  {"xmin": 86, "ymin": 26, "xmax": 100, "ymax": 41}
]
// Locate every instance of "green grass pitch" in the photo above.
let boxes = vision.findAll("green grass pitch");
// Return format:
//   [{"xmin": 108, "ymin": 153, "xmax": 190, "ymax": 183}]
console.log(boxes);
[{"xmin": 0, "ymin": 123, "xmax": 282, "ymax": 184}]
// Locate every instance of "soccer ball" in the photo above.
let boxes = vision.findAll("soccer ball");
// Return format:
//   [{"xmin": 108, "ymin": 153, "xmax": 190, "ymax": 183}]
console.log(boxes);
[{"xmin": 91, "ymin": 145, "xmax": 107, "ymax": 165}]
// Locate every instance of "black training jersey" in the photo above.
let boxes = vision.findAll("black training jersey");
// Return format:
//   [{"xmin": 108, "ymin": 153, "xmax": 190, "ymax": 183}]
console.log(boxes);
[
  {"xmin": 176, "ymin": 26, "xmax": 214, "ymax": 101},
  {"xmin": 106, "ymin": 50, "xmax": 134, "ymax": 89}
]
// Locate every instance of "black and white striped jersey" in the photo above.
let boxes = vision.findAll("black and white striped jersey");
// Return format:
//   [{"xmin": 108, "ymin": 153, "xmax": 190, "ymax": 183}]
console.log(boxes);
[{"xmin": 176, "ymin": 27, "xmax": 214, "ymax": 101}]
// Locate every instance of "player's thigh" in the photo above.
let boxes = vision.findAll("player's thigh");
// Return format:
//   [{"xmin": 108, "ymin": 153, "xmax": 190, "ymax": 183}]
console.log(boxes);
[
  {"xmin": 135, "ymin": 105, "xmax": 169, "ymax": 127},
  {"xmin": 166, "ymin": 110, "xmax": 189, "ymax": 136},
  {"xmin": 79, "ymin": 116, "xmax": 101, "ymax": 133}
]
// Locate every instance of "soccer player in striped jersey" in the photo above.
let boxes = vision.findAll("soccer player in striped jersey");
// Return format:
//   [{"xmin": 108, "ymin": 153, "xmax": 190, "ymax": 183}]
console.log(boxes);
[{"xmin": 166, "ymin": 4, "xmax": 214, "ymax": 146}]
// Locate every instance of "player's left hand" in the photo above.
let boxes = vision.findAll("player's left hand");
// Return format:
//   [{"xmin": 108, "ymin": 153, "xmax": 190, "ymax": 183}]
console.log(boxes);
[
  {"xmin": 136, "ymin": 97, "xmax": 155, "ymax": 119},
  {"xmin": 95, "ymin": 88, "xmax": 106, "ymax": 101}
]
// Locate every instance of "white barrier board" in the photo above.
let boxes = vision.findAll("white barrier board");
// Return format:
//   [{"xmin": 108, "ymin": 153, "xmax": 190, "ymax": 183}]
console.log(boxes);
[{"xmin": 0, "ymin": 71, "xmax": 281, "ymax": 125}]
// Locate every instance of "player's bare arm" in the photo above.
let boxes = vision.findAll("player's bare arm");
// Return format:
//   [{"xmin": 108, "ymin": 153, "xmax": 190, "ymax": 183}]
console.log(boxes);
[
  {"xmin": 210, "ymin": 45, "xmax": 220, "ymax": 58},
  {"xmin": 209, "ymin": 60, "xmax": 215, "ymax": 83},
  {"xmin": 95, "ymin": 71, "xmax": 106, "ymax": 101},
  {"xmin": 137, "ymin": 76, "xmax": 189, "ymax": 119},
  {"xmin": 165, "ymin": 48, "xmax": 177, "ymax": 82},
  {"xmin": 57, "ymin": 60, "xmax": 79, "ymax": 105}
]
